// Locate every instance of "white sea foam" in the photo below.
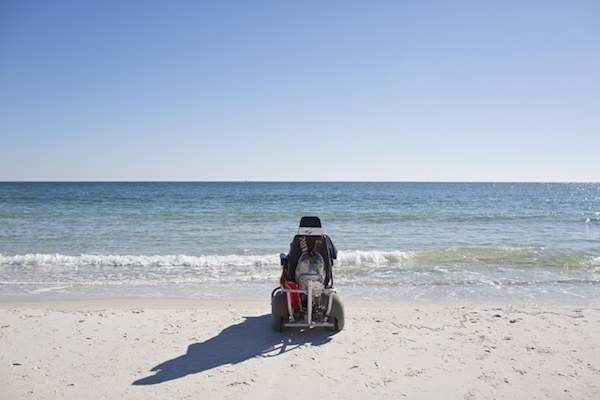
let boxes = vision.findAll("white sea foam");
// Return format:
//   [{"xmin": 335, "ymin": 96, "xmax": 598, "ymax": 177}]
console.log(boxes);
[
  {"xmin": 1, "ymin": 249, "xmax": 597, "ymax": 270},
  {"xmin": 0, "ymin": 253, "xmax": 278, "ymax": 269},
  {"xmin": 0, "ymin": 251, "xmax": 416, "ymax": 270},
  {"xmin": 1, "ymin": 250, "xmax": 599, "ymax": 304},
  {"xmin": 592, "ymin": 257, "xmax": 600, "ymax": 272},
  {"xmin": 337, "ymin": 250, "xmax": 412, "ymax": 266}
]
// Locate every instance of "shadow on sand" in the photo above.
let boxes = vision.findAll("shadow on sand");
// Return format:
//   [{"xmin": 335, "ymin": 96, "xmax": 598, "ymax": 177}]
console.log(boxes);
[{"xmin": 133, "ymin": 314, "xmax": 337, "ymax": 385}]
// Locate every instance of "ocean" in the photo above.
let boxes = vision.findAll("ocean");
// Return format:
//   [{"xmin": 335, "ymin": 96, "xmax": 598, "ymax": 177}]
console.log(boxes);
[{"xmin": 0, "ymin": 182, "xmax": 598, "ymax": 304}]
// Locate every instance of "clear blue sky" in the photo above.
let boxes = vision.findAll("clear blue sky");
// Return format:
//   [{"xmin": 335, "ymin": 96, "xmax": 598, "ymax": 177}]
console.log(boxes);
[{"xmin": 1, "ymin": 1, "xmax": 598, "ymax": 181}]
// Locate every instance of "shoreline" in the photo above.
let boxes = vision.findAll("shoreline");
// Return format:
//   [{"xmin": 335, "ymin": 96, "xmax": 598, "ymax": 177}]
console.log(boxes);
[
  {"xmin": 1, "ymin": 298, "xmax": 599, "ymax": 399},
  {"xmin": 1, "ymin": 295, "xmax": 599, "ymax": 309},
  {"xmin": 2, "ymin": 285, "xmax": 599, "ymax": 308}
]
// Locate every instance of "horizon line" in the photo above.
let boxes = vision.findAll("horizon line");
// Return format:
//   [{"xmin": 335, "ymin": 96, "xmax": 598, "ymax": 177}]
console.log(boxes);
[{"xmin": 1, "ymin": 180, "xmax": 598, "ymax": 184}]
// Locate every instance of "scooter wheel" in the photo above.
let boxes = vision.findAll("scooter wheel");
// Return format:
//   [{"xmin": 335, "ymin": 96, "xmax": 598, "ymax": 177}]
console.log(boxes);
[
  {"xmin": 271, "ymin": 291, "xmax": 288, "ymax": 332},
  {"xmin": 327, "ymin": 292, "xmax": 345, "ymax": 331}
]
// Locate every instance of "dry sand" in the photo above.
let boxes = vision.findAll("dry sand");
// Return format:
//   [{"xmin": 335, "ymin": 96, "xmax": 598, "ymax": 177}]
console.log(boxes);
[{"xmin": 1, "ymin": 298, "xmax": 599, "ymax": 399}]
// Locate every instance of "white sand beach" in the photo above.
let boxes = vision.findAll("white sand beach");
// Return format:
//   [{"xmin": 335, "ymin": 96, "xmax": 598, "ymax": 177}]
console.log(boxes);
[{"xmin": 1, "ymin": 298, "xmax": 599, "ymax": 399}]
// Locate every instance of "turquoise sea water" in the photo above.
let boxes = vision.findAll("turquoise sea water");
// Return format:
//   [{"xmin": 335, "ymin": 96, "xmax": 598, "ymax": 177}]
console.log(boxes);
[{"xmin": 0, "ymin": 182, "xmax": 599, "ymax": 304}]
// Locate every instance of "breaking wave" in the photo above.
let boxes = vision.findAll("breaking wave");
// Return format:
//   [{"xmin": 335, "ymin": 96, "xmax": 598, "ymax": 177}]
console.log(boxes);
[
  {"xmin": 1, "ymin": 249, "xmax": 598, "ymax": 303},
  {"xmin": 0, "ymin": 253, "xmax": 275, "ymax": 269},
  {"xmin": 1, "ymin": 247, "xmax": 598, "ymax": 271}
]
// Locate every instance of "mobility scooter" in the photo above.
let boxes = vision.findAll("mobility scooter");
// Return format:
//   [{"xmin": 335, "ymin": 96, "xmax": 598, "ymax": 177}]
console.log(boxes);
[{"xmin": 271, "ymin": 216, "xmax": 344, "ymax": 332}]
